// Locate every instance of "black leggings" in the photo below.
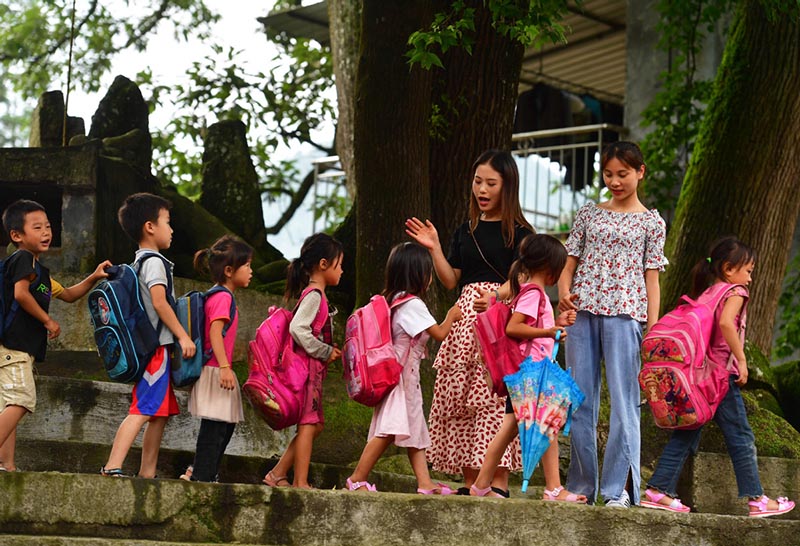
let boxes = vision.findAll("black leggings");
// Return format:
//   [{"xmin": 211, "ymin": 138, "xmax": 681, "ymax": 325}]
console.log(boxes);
[{"xmin": 192, "ymin": 419, "xmax": 236, "ymax": 482}]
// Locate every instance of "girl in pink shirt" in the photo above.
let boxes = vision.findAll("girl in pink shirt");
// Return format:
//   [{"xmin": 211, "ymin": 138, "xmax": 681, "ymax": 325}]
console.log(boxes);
[{"xmin": 182, "ymin": 235, "xmax": 253, "ymax": 482}]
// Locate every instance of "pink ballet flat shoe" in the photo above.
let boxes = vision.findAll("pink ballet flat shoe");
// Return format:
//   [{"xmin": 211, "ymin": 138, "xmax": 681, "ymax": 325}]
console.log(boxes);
[
  {"xmin": 417, "ymin": 482, "xmax": 455, "ymax": 495},
  {"xmin": 346, "ymin": 477, "xmax": 377, "ymax": 492},
  {"xmin": 640, "ymin": 488, "xmax": 691, "ymax": 513},
  {"xmin": 748, "ymin": 495, "xmax": 795, "ymax": 518},
  {"xmin": 542, "ymin": 486, "xmax": 587, "ymax": 504}
]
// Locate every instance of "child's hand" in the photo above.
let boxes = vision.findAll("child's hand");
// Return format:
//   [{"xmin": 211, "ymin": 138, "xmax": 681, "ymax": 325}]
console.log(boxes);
[
  {"xmin": 177, "ymin": 335, "xmax": 197, "ymax": 359},
  {"xmin": 219, "ymin": 366, "xmax": 236, "ymax": 390},
  {"xmin": 92, "ymin": 260, "xmax": 113, "ymax": 281},
  {"xmin": 327, "ymin": 346, "xmax": 342, "ymax": 364},
  {"xmin": 473, "ymin": 289, "xmax": 492, "ymax": 313},
  {"xmin": 548, "ymin": 326, "xmax": 566, "ymax": 340},
  {"xmin": 446, "ymin": 304, "xmax": 463, "ymax": 323},
  {"xmin": 558, "ymin": 293, "xmax": 579, "ymax": 313},
  {"xmin": 45, "ymin": 317, "xmax": 61, "ymax": 339},
  {"xmin": 556, "ymin": 310, "xmax": 576, "ymax": 327},
  {"xmin": 735, "ymin": 359, "xmax": 748, "ymax": 386}
]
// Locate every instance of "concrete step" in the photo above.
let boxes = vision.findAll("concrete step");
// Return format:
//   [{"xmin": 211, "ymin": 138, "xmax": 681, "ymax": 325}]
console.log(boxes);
[
  {"xmin": 0, "ymin": 536, "xmax": 267, "ymax": 546},
  {"xmin": 1, "ymin": 471, "xmax": 798, "ymax": 546}
]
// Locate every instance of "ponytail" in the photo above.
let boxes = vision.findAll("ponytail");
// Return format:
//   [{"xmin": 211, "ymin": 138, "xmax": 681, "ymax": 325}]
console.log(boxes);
[
  {"xmin": 284, "ymin": 257, "xmax": 310, "ymax": 301},
  {"xmin": 285, "ymin": 232, "xmax": 344, "ymax": 301},
  {"xmin": 690, "ymin": 236, "xmax": 756, "ymax": 298}
]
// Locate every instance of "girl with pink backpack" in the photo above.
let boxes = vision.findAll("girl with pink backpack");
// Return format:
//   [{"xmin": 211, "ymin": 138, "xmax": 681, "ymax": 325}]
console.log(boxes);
[
  {"xmin": 262, "ymin": 233, "xmax": 344, "ymax": 489},
  {"xmin": 470, "ymin": 234, "xmax": 585, "ymax": 502},
  {"xmin": 346, "ymin": 243, "xmax": 461, "ymax": 493},
  {"xmin": 642, "ymin": 237, "xmax": 795, "ymax": 517}
]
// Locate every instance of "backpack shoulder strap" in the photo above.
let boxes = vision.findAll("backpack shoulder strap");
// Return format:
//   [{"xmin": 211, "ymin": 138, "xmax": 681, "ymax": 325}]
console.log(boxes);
[
  {"xmin": 135, "ymin": 252, "xmax": 175, "ymax": 306},
  {"xmin": 389, "ymin": 293, "xmax": 418, "ymax": 310},
  {"xmin": 295, "ymin": 286, "xmax": 329, "ymax": 335},
  {"xmin": 205, "ymin": 285, "xmax": 236, "ymax": 338},
  {"xmin": 510, "ymin": 284, "xmax": 547, "ymax": 321}
]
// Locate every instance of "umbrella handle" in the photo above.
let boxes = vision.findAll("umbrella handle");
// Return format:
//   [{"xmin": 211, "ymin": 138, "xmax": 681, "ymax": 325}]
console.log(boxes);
[
  {"xmin": 552, "ymin": 330, "xmax": 561, "ymax": 361},
  {"xmin": 521, "ymin": 479, "xmax": 529, "ymax": 493}
]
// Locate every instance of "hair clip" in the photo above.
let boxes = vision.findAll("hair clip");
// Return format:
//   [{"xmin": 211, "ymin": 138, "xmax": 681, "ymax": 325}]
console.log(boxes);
[{"xmin": 706, "ymin": 257, "xmax": 711, "ymax": 263}]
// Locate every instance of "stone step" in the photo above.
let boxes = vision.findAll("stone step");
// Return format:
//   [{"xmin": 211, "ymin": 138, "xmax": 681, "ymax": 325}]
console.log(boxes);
[
  {"xmin": 14, "ymin": 438, "xmax": 422, "ymax": 493},
  {"xmin": 1, "ymin": 471, "xmax": 798, "ymax": 546},
  {"xmin": 0, "ymin": 536, "xmax": 267, "ymax": 546},
  {"xmin": 18, "ymin": 374, "xmax": 290, "ymax": 460}
]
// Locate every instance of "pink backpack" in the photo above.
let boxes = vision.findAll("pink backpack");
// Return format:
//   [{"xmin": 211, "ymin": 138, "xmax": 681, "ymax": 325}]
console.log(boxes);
[
  {"xmin": 342, "ymin": 293, "xmax": 416, "ymax": 406},
  {"xmin": 474, "ymin": 284, "xmax": 547, "ymax": 397},
  {"xmin": 639, "ymin": 282, "xmax": 747, "ymax": 430},
  {"xmin": 243, "ymin": 288, "xmax": 327, "ymax": 430}
]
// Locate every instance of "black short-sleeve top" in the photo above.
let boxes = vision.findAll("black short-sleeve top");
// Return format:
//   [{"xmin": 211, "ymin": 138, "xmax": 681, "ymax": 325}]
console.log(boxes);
[
  {"xmin": 1, "ymin": 249, "xmax": 52, "ymax": 361},
  {"xmin": 447, "ymin": 220, "xmax": 533, "ymax": 290}
]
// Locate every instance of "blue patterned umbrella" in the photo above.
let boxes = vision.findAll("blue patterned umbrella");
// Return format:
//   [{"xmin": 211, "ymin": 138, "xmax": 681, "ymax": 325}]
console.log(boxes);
[{"xmin": 503, "ymin": 336, "xmax": 585, "ymax": 493}]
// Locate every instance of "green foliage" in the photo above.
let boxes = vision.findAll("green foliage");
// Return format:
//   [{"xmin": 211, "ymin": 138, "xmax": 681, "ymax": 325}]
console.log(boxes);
[
  {"xmin": 0, "ymin": 1, "xmax": 346, "ymax": 234},
  {"xmin": 406, "ymin": 0, "xmax": 571, "ymax": 70},
  {"xmin": 0, "ymin": 0, "xmax": 217, "ymax": 106},
  {"xmin": 774, "ymin": 252, "xmax": 800, "ymax": 359},
  {"xmin": 142, "ymin": 36, "xmax": 337, "ymax": 212},
  {"xmin": 639, "ymin": 0, "xmax": 735, "ymax": 217}
]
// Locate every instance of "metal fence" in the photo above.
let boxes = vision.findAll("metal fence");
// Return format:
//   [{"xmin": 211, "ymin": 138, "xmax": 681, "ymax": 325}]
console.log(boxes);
[
  {"xmin": 512, "ymin": 123, "xmax": 627, "ymax": 235},
  {"xmin": 309, "ymin": 123, "xmax": 627, "ymax": 236}
]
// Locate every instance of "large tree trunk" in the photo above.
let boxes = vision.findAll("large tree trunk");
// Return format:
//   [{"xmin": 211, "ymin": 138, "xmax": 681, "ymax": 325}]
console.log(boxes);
[
  {"xmin": 662, "ymin": 0, "xmax": 800, "ymax": 352},
  {"xmin": 429, "ymin": 2, "xmax": 524, "ymax": 252},
  {"xmin": 352, "ymin": 0, "xmax": 435, "ymax": 303},
  {"xmin": 328, "ymin": 0, "xmax": 361, "ymax": 199}
]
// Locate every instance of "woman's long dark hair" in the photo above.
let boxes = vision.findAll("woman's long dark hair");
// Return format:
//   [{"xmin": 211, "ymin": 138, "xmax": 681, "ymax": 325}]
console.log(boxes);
[{"xmin": 468, "ymin": 149, "xmax": 533, "ymax": 247}]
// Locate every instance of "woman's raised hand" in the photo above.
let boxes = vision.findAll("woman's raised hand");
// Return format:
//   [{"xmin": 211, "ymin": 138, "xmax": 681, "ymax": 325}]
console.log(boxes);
[{"xmin": 405, "ymin": 217, "xmax": 439, "ymax": 250}]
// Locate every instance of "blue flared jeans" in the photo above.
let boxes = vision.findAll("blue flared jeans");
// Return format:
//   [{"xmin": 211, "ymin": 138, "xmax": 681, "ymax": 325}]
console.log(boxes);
[
  {"xmin": 565, "ymin": 311, "xmax": 643, "ymax": 505},
  {"xmin": 647, "ymin": 375, "xmax": 762, "ymax": 498}
]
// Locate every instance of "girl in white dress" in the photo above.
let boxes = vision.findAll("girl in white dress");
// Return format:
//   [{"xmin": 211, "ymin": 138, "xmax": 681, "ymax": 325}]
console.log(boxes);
[{"xmin": 346, "ymin": 242, "xmax": 461, "ymax": 493}]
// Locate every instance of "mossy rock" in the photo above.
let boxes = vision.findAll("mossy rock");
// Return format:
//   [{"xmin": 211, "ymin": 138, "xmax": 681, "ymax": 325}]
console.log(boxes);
[
  {"xmin": 773, "ymin": 360, "xmax": 800, "ymax": 431},
  {"xmin": 255, "ymin": 259, "xmax": 290, "ymax": 283}
]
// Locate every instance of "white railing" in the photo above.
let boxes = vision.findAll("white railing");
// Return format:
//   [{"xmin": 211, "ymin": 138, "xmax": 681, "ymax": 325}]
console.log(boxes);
[
  {"xmin": 512, "ymin": 123, "xmax": 627, "ymax": 235},
  {"xmin": 309, "ymin": 123, "xmax": 627, "ymax": 236}
]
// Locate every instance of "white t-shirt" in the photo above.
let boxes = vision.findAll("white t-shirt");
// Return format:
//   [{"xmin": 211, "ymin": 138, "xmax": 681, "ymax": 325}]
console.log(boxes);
[
  {"xmin": 391, "ymin": 296, "xmax": 436, "ymax": 340},
  {"xmin": 134, "ymin": 249, "xmax": 175, "ymax": 346}
]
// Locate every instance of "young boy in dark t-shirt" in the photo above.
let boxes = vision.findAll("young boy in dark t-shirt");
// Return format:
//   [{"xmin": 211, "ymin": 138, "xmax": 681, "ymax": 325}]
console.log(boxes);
[{"xmin": 0, "ymin": 199, "xmax": 111, "ymax": 471}]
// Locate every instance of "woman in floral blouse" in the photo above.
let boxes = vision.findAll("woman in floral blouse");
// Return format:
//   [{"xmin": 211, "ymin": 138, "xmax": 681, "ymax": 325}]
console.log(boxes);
[{"xmin": 557, "ymin": 141, "xmax": 668, "ymax": 508}]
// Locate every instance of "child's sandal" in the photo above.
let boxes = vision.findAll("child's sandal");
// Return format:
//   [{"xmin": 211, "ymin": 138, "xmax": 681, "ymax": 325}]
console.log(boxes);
[
  {"xmin": 263, "ymin": 471, "xmax": 291, "ymax": 487},
  {"xmin": 640, "ymin": 488, "xmax": 690, "ymax": 513},
  {"xmin": 179, "ymin": 465, "xmax": 193, "ymax": 481},
  {"xmin": 417, "ymin": 482, "xmax": 455, "ymax": 495},
  {"xmin": 748, "ymin": 495, "xmax": 796, "ymax": 518},
  {"xmin": 346, "ymin": 477, "xmax": 377, "ymax": 491},
  {"xmin": 100, "ymin": 467, "xmax": 127, "ymax": 478},
  {"xmin": 542, "ymin": 486, "xmax": 587, "ymax": 504}
]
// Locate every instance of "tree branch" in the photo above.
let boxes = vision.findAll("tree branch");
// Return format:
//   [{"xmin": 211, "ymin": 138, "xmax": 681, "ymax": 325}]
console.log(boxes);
[{"xmin": 265, "ymin": 168, "xmax": 316, "ymax": 234}]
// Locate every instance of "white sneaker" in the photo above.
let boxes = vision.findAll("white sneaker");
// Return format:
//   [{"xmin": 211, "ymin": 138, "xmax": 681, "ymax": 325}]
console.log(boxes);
[{"xmin": 605, "ymin": 489, "xmax": 631, "ymax": 508}]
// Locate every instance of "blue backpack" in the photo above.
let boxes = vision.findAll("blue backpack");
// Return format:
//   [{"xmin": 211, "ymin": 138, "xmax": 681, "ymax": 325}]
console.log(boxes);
[
  {"xmin": 87, "ymin": 254, "xmax": 171, "ymax": 383},
  {"xmin": 0, "ymin": 250, "xmax": 41, "ymax": 341},
  {"xmin": 171, "ymin": 286, "xmax": 236, "ymax": 387}
]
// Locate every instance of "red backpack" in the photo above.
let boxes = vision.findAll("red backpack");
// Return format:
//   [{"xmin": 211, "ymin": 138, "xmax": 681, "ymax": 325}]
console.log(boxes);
[
  {"xmin": 342, "ymin": 293, "xmax": 416, "ymax": 406},
  {"xmin": 639, "ymin": 282, "xmax": 746, "ymax": 430},
  {"xmin": 474, "ymin": 284, "xmax": 547, "ymax": 397},
  {"xmin": 243, "ymin": 288, "xmax": 327, "ymax": 430}
]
